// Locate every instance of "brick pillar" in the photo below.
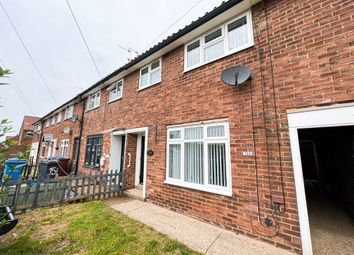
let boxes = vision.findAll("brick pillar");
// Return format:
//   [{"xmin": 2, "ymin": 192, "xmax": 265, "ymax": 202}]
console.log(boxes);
[{"xmin": 124, "ymin": 134, "xmax": 137, "ymax": 190}]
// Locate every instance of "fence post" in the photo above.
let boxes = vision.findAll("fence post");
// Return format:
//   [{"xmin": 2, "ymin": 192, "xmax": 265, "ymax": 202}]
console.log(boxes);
[
  {"xmin": 66, "ymin": 176, "xmax": 73, "ymax": 200},
  {"xmin": 114, "ymin": 169, "xmax": 118, "ymax": 197},
  {"xmin": 12, "ymin": 183, "xmax": 21, "ymax": 212},
  {"xmin": 93, "ymin": 172, "xmax": 97, "ymax": 200},
  {"xmin": 87, "ymin": 171, "xmax": 92, "ymax": 199},
  {"xmin": 32, "ymin": 181, "xmax": 41, "ymax": 210},
  {"xmin": 60, "ymin": 179, "xmax": 67, "ymax": 204},
  {"xmin": 98, "ymin": 171, "xmax": 104, "ymax": 200},
  {"xmin": 103, "ymin": 170, "xmax": 108, "ymax": 199},
  {"xmin": 108, "ymin": 170, "xmax": 112, "ymax": 198},
  {"xmin": 23, "ymin": 181, "xmax": 32, "ymax": 212}
]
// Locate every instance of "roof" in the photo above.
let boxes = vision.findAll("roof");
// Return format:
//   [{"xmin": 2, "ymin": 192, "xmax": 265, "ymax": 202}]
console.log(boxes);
[
  {"xmin": 22, "ymin": 115, "xmax": 40, "ymax": 130},
  {"xmin": 37, "ymin": 0, "xmax": 245, "ymax": 123}
]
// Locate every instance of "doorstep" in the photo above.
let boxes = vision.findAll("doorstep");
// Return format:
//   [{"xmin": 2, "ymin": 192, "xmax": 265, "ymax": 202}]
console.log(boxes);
[
  {"xmin": 110, "ymin": 198, "xmax": 295, "ymax": 255},
  {"xmin": 124, "ymin": 186, "xmax": 144, "ymax": 201}
]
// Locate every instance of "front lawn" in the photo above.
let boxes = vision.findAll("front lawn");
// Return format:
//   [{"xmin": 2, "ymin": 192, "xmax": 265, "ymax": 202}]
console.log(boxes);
[{"xmin": 0, "ymin": 201, "xmax": 200, "ymax": 255}]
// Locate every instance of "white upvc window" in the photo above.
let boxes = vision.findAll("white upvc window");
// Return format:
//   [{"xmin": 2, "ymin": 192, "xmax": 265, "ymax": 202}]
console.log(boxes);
[
  {"xmin": 35, "ymin": 124, "xmax": 42, "ymax": 132},
  {"xmin": 45, "ymin": 119, "xmax": 50, "ymax": 128},
  {"xmin": 51, "ymin": 116, "xmax": 56, "ymax": 125},
  {"xmin": 60, "ymin": 139, "xmax": 69, "ymax": 158},
  {"xmin": 86, "ymin": 91, "xmax": 101, "ymax": 111},
  {"xmin": 166, "ymin": 121, "xmax": 232, "ymax": 196},
  {"xmin": 184, "ymin": 10, "xmax": 253, "ymax": 71},
  {"xmin": 107, "ymin": 79, "xmax": 123, "ymax": 102},
  {"xmin": 139, "ymin": 58, "xmax": 161, "ymax": 90},
  {"xmin": 56, "ymin": 112, "xmax": 62, "ymax": 123},
  {"xmin": 64, "ymin": 105, "xmax": 74, "ymax": 120}
]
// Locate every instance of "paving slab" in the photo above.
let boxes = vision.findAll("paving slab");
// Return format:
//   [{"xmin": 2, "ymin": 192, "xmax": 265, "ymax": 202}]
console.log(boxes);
[{"xmin": 110, "ymin": 198, "xmax": 294, "ymax": 255}]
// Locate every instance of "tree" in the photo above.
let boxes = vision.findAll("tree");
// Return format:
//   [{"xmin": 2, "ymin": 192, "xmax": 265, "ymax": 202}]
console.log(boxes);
[{"xmin": 0, "ymin": 67, "xmax": 28, "ymax": 229}]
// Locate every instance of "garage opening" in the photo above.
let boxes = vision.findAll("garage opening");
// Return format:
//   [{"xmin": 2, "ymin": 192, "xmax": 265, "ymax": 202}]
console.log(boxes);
[{"xmin": 298, "ymin": 126, "xmax": 354, "ymax": 254}]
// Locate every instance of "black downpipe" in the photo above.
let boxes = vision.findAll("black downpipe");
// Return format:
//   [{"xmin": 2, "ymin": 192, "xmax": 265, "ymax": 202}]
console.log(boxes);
[{"xmin": 74, "ymin": 98, "xmax": 85, "ymax": 175}]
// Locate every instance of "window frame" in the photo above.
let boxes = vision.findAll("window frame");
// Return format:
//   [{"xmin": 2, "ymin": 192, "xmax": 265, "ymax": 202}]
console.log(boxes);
[
  {"xmin": 59, "ymin": 139, "xmax": 69, "ymax": 158},
  {"xmin": 86, "ymin": 91, "xmax": 101, "ymax": 111},
  {"xmin": 64, "ymin": 105, "xmax": 74, "ymax": 120},
  {"xmin": 165, "ymin": 121, "xmax": 232, "ymax": 196},
  {"xmin": 107, "ymin": 79, "xmax": 124, "ymax": 103},
  {"xmin": 84, "ymin": 135, "xmax": 102, "ymax": 168},
  {"xmin": 184, "ymin": 10, "xmax": 254, "ymax": 72},
  {"xmin": 51, "ymin": 116, "xmax": 56, "ymax": 126},
  {"xmin": 138, "ymin": 58, "xmax": 162, "ymax": 90},
  {"xmin": 56, "ymin": 112, "xmax": 62, "ymax": 123},
  {"xmin": 44, "ymin": 120, "xmax": 50, "ymax": 128}
]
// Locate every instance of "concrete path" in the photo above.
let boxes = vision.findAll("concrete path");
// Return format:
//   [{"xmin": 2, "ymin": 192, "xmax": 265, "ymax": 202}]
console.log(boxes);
[{"xmin": 110, "ymin": 198, "xmax": 294, "ymax": 255}]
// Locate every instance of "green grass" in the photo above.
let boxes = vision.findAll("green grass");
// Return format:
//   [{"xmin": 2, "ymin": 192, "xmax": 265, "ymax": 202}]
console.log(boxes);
[{"xmin": 0, "ymin": 201, "xmax": 201, "ymax": 255}]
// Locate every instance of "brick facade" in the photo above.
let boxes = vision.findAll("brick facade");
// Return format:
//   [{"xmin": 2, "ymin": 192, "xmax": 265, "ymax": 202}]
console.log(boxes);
[
  {"xmin": 38, "ymin": 102, "xmax": 83, "ymax": 170},
  {"xmin": 34, "ymin": 0, "xmax": 353, "ymax": 253},
  {"xmin": 124, "ymin": 134, "xmax": 138, "ymax": 190}
]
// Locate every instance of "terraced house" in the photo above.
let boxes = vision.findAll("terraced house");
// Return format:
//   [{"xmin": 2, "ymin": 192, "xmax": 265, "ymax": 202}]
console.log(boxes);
[{"xmin": 33, "ymin": 0, "xmax": 354, "ymax": 254}]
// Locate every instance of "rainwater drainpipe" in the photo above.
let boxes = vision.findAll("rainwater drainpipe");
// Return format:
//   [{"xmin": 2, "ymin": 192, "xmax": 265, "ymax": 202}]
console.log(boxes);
[
  {"xmin": 35, "ymin": 120, "xmax": 44, "ymax": 166},
  {"xmin": 74, "ymin": 97, "xmax": 85, "ymax": 175}
]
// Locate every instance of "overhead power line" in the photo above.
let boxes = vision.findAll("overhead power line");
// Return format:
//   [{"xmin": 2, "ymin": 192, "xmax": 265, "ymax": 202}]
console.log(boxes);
[
  {"xmin": 65, "ymin": 0, "xmax": 102, "ymax": 79},
  {"xmin": 0, "ymin": 1, "xmax": 58, "ymax": 105},
  {"xmin": 0, "ymin": 58, "xmax": 35, "ymax": 115},
  {"xmin": 142, "ymin": 0, "xmax": 204, "ymax": 52}
]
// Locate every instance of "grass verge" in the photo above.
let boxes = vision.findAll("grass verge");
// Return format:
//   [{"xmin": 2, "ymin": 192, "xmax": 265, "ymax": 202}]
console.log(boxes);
[{"xmin": 0, "ymin": 201, "xmax": 201, "ymax": 255}]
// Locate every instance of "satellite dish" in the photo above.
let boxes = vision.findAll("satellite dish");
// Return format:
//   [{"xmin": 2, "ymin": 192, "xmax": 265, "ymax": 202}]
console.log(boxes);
[{"xmin": 221, "ymin": 66, "xmax": 252, "ymax": 86}]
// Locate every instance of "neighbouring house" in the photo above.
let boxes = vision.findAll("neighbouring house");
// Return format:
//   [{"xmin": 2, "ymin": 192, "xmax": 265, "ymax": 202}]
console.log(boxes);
[
  {"xmin": 17, "ymin": 115, "xmax": 40, "ymax": 163},
  {"xmin": 3, "ymin": 116, "xmax": 40, "ymax": 162},
  {"xmin": 33, "ymin": 102, "xmax": 83, "ymax": 172},
  {"xmin": 33, "ymin": 0, "xmax": 354, "ymax": 254}
]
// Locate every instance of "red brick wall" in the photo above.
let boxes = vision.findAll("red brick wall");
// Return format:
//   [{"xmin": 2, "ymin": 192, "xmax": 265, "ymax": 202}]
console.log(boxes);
[
  {"xmin": 39, "ymin": 102, "xmax": 83, "ymax": 169},
  {"xmin": 74, "ymin": 0, "xmax": 354, "ymax": 253},
  {"xmin": 124, "ymin": 134, "xmax": 137, "ymax": 190}
]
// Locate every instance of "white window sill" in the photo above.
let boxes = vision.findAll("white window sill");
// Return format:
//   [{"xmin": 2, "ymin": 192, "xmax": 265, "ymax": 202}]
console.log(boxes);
[
  {"xmin": 183, "ymin": 43, "xmax": 254, "ymax": 74},
  {"xmin": 108, "ymin": 96, "xmax": 122, "ymax": 104},
  {"xmin": 164, "ymin": 179, "xmax": 232, "ymax": 197},
  {"xmin": 85, "ymin": 105, "xmax": 100, "ymax": 113},
  {"xmin": 138, "ymin": 81, "xmax": 161, "ymax": 92}
]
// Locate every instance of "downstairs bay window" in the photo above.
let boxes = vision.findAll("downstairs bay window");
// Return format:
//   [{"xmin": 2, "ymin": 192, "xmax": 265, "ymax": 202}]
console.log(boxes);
[{"xmin": 166, "ymin": 121, "xmax": 232, "ymax": 196}]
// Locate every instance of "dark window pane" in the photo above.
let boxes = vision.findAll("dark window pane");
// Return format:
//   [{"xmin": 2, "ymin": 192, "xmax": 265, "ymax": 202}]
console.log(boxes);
[
  {"xmin": 141, "ymin": 67, "xmax": 148, "ymax": 75},
  {"xmin": 187, "ymin": 40, "xmax": 200, "ymax": 52},
  {"xmin": 151, "ymin": 60, "xmax": 160, "ymax": 70},
  {"xmin": 228, "ymin": 16, "xmax": 247, "ymax": 32},
  {"xmin": 204, "ymin": 28, "xmax": 222, "ymax": 44}
]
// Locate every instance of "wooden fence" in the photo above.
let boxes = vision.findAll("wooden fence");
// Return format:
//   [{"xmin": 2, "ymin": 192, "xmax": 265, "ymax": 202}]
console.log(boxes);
[{"xmin": 0, "ymin": 170, "xmax": 124, "ymax": 214}]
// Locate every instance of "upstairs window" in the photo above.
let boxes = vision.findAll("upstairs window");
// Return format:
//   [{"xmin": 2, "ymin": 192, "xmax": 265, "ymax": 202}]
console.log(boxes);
[
  {"xmin": 35, "ymin": 124, "xmax": 42, "ymax": 133},
  {"xmin": 51, "ymin": 116, "xmax": 56, "ymax": 125},
  {"xmin": 166, "ymin": 121, "xmax": 231, "ymax": 196},
  {"xmin": 45, "ymin": 119, "xmax": 50, "ymax": 128},
  {"xmin": 139, "ymin": 59, "xmax": 161, "ymax": 90},
  {"xmin": 56, "ymin": 112, "xmax": 62, "ymax": 123},
  {"xmin": 64, "ymin": 105, "xmax": 74, "ymax": 120},
  {"xmin": 85, "ymin": 135, "xmax": 102, "ymax": 168},
  {"xmin": 86, "ymin": 91, "xmax": 101, "ymax": 111},
  {"xmin": 184, "ymin": 10, "xmax": 253, "ymax": 71},
  {"xmin": 108, "ymin": 79, "xmax": 123, "ymax": 102}
]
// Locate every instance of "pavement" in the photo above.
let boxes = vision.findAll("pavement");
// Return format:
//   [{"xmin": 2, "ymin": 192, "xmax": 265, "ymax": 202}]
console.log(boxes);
[{"xmin": 110, "ymin": 197, "xmax": 294, "ymax": 255}]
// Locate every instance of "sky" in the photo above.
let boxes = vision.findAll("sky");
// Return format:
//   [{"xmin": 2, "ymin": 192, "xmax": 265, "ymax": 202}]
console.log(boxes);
[{"xmin": 0, "ymin": 0, "xmax": 224, "ymax": 134}]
